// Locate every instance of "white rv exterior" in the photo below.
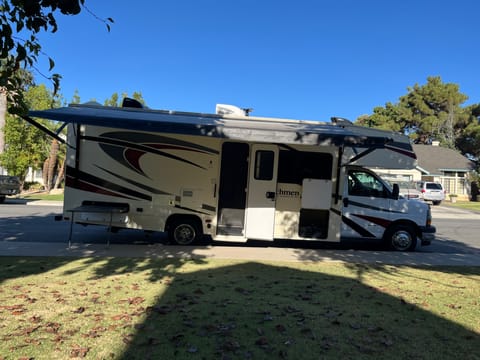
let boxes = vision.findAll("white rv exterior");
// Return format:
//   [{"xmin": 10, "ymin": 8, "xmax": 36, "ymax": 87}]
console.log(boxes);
[{"xmin": 28, "ymin": 101, "xmax": 435, "ymax": 251}]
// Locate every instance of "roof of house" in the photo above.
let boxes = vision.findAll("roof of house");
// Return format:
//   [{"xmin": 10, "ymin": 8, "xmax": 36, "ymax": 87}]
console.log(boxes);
[{"xmin": 413, "ymin": 144, "xmax": 475, "ymax": 175}]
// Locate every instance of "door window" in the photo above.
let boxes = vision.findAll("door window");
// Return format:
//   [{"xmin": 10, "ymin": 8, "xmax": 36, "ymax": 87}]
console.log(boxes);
[
  {"xmin": 348, "ymin": 170, "xmax": 387, "ymax": 198},
  {"xmin": 254, "ymin": 150, "xmax": 274, "ymax": 180}
]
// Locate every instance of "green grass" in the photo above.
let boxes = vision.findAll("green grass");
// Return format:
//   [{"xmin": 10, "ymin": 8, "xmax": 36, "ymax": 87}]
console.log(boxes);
[
  {"xmin": 0, "ymin": 258, "xmax": 479, "ymax": 359},
  {"xmin": 443, "ymin": 200, "xmax": 480, "ymax": 212},
  {"xmin": 20, "ymin": 192, "xmax": 64, "ymax": 202}
]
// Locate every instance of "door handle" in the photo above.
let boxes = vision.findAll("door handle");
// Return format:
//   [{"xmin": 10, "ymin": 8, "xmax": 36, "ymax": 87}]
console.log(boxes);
[{"xmin": 266, "ymin": 191, "xmax": 276, "ymax": 200}]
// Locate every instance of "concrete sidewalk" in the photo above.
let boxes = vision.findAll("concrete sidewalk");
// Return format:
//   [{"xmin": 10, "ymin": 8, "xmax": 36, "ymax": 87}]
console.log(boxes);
[{"xmin": 1, "ymin": 240, "xmax": 479, "ymax": 266}]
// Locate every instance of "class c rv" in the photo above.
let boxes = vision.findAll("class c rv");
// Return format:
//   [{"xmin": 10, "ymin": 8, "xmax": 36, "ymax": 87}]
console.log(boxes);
[{"xmin": 26, "ymin": 99, "xmax": 435, "ymax": 251}]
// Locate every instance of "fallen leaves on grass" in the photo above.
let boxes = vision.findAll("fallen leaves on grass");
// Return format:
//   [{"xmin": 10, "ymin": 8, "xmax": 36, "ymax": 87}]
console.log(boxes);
[
  {"xmin": 69, "ymin": 344, "xmax": 89, "ymax": 358},
  {"xmin": 0, "ymin": 304, "xmax": 27, "ymax": 315}
]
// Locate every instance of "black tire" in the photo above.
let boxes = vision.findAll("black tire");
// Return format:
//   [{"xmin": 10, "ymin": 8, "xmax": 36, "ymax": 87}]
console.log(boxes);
[
  {"xmin": 168, "ymin": 218, "xmax": 202, "ymax": 245},
  {"xmin": 432, "ymin": 201, "xmax": 441, "ymax": 205},
  {"xmin": 384, "ymin": 224, "xmax": 417, "ymax": 252},
  {"xmin": 0, "ymin": 196, "xmax": 5, "ymax": 204}
]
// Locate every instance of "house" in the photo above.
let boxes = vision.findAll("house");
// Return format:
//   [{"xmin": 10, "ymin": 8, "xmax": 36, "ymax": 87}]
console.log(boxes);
[
  {"xmin": 375, "ymin": 141, "xmax": 475, "ymax": 199},
  {"xmin": 413, "ymin": 142, "xmax": 475, "ymax": 198}
]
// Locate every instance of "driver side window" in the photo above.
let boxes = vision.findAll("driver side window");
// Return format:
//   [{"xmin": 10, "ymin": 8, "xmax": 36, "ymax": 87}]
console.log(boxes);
[{"xmin": 348, "ymin": 170, "xmax": 387, "ymax": 198}]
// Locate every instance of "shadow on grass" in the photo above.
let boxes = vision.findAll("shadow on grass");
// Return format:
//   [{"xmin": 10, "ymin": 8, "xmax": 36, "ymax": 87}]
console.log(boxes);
[
  {"xmin": 0, "ymin": 257, "xmax": 479, "ymax": 359},
  {"xmin": 115, "ymin": 261, "xmax": 479, "ymax": 359}
]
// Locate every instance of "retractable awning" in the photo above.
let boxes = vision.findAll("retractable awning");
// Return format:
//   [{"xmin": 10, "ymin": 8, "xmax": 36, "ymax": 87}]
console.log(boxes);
[{"xmin": 26, "ymin": 103, "xmax": 417, "ymax": 169}]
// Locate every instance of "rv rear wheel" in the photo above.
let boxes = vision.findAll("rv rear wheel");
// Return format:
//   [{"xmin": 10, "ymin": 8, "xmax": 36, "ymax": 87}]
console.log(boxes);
[
  {"xmin": 169, "ymin": 219, "xmax": 201, "ymax": 245},
  {"xmin": 385, "ymin": 224, "xmax": 417, "ymax": 252}
]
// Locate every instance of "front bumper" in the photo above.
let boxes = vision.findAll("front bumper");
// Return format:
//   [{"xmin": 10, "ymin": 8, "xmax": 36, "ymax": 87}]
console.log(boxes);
[{"xmin": 419, "ymin": 225, "xmax": 436, "ymax": 246}]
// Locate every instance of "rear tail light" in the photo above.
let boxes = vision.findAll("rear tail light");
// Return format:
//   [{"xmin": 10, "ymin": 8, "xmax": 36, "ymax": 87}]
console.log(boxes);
[{"xmin": 421, "ymin": 189, "xmax": 426, "ymax": 193}]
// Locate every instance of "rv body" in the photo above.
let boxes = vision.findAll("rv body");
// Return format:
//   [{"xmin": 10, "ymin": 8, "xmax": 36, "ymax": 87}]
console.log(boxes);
[{"xmin": 29, "ymin": 102, "xmax": 435, "ymax": 251}]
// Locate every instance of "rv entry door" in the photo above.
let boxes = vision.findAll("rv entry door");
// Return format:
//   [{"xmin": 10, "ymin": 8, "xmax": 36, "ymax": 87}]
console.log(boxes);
[{"xmin": 245, "ymin": 144, "xmax": 279, "ymax": 240}]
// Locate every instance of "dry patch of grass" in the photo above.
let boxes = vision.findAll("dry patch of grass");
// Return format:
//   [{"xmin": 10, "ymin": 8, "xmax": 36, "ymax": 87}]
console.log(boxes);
[{"xmin": 0, "ymin": 257, "xmax": 479, "ymax": 359}]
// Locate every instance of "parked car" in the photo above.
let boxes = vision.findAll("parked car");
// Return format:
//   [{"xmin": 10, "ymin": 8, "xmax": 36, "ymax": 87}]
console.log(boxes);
[
  {"xmin": 382, "ymin": 179, "xmax": 422, "ymax": 200},
  {"xmin": 0, "ymin": 175, "xmax": 21, "ymax": 203},
  {"xmin": 396, "ymin": 181, "xmax": 422, "ymax": 200},
  {"xmin": 416, "ymin": 181, "xmax": 445, "ymax": 205}
]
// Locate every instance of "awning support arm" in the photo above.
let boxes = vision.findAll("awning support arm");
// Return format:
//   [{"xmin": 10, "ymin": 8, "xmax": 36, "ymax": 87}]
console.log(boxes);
[{"xmin": 21, "ymin": 115, "xmax": 75, "ymax": 149}]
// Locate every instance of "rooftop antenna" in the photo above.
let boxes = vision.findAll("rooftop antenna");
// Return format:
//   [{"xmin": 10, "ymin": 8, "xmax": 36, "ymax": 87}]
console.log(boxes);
[{"xmin": 242, "ymin": 108, "xmax": 254, "ymax": 116}]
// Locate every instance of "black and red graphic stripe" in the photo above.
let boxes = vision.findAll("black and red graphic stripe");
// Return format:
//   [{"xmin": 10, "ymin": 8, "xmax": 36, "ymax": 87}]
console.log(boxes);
[
  {"xmin": 66, "ymin": 166, "xmax": 152, "ymax": 201},
  {"xmin": 81, "ymin": 131, "xmax": 219, "ymax": 176}
]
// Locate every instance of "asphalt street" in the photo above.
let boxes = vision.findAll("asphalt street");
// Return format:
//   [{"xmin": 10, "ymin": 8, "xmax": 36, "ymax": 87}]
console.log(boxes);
[{"xmin": 0, "ymin": 199, "xmax": 479, "ymax": 266}]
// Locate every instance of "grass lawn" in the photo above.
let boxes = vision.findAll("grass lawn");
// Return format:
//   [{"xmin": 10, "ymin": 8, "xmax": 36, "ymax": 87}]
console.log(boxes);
[
  {"xmin": 0, "ymin": 257, "xmax": 479, "ymax": 359},
  {"xmin": 442, "ymin": 200, "xmax": 480, "ymax": 212},
  {"xmin": 19, "ymin": 192, "xmax": 64, "ymax": 202}
]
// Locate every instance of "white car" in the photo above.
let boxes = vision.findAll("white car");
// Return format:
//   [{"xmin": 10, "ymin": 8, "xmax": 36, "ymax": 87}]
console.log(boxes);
[
  {"xmin": 398, "ymin": 182, "xmax": 422, "ymax": 200},
  {"xmin": 416, "ymin": 181, "xmax": 445, "ymax": 205}
]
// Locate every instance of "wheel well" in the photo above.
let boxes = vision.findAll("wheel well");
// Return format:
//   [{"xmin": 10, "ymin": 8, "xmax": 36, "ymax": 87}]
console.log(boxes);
[
  {"xmin": 165, "ymin": 214, "xmax": 203, "ymax": 233},
  {"xmin": 384, "ymin": 220, "xmax": 419, "ymax": 239}
]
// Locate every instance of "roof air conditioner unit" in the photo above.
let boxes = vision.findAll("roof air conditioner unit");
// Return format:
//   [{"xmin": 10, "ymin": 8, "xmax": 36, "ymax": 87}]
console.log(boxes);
[{"xmin": 216, "ymin": 104, "xmax": 245, "ymax": 116}]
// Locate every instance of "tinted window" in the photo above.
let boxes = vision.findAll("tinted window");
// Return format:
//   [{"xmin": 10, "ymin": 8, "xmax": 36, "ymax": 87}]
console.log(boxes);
[
  {"xmin": 426, "ymin": 183, "xmax": 442, "ymax": 190},
  {"xmin": 254, "ymin": 150, "xmax": 274, "ymax": 180},
  {"xmin": 278, "ymin": 151, "xmax": 333, "ymax": 184}
]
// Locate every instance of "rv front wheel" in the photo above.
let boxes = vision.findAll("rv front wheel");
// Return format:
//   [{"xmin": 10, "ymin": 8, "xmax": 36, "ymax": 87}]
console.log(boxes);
[
  {"xmin": 169, "ymin": 219, "xmax": 201, "ymax": 245},
  {"xmin": 385, "ymin": 225, "xmax": 417, "ymax": 252}
]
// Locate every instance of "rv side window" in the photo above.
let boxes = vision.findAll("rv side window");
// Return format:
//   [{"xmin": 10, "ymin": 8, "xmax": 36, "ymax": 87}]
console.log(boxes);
[
  {"xmin": 254, "ymin": 150, "xmax": 274, "ymax": 180},
  {"xmin": 278, "ymin": 151, "xmax": 333, "ymax": 184},
  {"xmin": 348, "ymin": 170, "xmax": 387, "ymax": 198}
]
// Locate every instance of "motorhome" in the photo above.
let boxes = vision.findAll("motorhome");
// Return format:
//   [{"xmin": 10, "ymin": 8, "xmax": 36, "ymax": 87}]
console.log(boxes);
[{"xmin": 27, "ymin": 100, "xmax": 435, "ymax": 251}]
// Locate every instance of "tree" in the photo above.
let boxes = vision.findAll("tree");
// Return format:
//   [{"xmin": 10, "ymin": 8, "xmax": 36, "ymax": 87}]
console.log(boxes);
[
  {"xmin": 0, "ymin": 70, "xmax": 33, "ymax": 173},
  {"xmin": 0, "ymin": 0, "xmax": 113, "ymax": 115},
  {"xmin": 103, "ymin": 92, "xmax": 146, "ymax": 107},
  {"xmin": 355, "ymin": 102, "xmax": 404, "ymax": 132},
  {"xmin": 398, "ymin": 77, "xmax": 468, "ymax": 147},
  {"xmin": 456, "ymin": 104, "xmax": 480, "ymax": 163},
  {"xmin": 356, "ymin": 77, "xmax": 469, "ymax": 147},
  {"xmin": 0, "ymin": 84, "xmax": 58, "ymax": 186}
]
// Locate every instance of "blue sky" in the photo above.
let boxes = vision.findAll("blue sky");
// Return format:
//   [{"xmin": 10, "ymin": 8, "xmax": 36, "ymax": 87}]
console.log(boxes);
[{"xmin": 36, "ymin": 0, "xmax": 479, "ymax": 121}]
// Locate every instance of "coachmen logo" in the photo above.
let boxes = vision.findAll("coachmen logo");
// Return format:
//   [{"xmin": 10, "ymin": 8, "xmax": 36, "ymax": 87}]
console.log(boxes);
[{"xmin": 277, "ymin": 188, "xmax": 301, "ymax": 198}]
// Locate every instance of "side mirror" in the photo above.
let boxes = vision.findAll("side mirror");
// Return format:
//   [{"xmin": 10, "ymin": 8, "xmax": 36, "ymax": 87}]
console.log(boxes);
[{"xmin": 392, "ymin": 183, "xmax": 399, "ymax": 200}]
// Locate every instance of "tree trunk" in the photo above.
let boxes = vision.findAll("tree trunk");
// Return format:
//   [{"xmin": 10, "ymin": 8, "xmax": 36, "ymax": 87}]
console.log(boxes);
[
  {"xmin": 445, "ymin": 103, "xmax": 455, "ymax": 149},
  {"xmin": 46, "ymin": 139, "xmax": 59, "ymax": 192},
  {"xmin": 0, "ymin": 89, "xmax": 6, "ymax": 175},
  {"xmin": 53, "ymin": 157, "xmax": 65, "ymax": 190},
  {"xmin": 42, "ymin": 158, "xmax": 49, "ymax": 190}
]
